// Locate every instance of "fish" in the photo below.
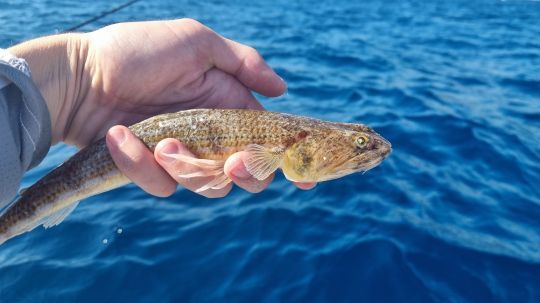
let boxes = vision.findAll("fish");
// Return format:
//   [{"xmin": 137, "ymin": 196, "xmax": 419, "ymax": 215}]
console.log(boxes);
[{"xmin": 0, "ymin": 109, "xmax": 392, "ymax": 245}]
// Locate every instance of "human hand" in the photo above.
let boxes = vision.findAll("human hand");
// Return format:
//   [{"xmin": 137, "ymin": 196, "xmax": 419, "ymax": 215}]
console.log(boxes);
[{"xmin": 10, "ymin": 19, "xmax": 316, "ymax": 197}]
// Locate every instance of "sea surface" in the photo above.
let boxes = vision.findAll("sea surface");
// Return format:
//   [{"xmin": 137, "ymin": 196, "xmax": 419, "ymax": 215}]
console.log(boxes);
[{"xmin": 1, "ymin": 0, "xmax": 539, "ymax": 302}]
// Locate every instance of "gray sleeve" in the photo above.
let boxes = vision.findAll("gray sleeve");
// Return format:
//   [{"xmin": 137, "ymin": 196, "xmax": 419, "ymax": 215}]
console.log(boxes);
[{"xmin": 0, "ymin": 61, "xmax": 52, "ymax": 206}]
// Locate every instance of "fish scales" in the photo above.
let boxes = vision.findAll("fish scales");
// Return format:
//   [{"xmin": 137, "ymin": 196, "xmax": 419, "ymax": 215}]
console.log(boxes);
[
  {"xmin": 0, "ymin": 109, "xmax": 391, "ymax": 244},
  {"xmin": 130, "ymin": 109, "xmax": 309, "ymax": 157}
]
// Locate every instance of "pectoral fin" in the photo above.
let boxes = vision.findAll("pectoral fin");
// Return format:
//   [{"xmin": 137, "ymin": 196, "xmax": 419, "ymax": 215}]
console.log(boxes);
[
  {"xmin": 161, "ymin": 152, "xmax": 232, "ymax": 193},
  {"xmin": 244, "ymin": 144, "xmax": 284, "ymax": 181},
  {"xmin": 195, "ymin": 173, "xmax": 232, "ymax": 192},
  {"xmin": 161, "ymin": 152, "xmax": 225, "ymax": 171}
]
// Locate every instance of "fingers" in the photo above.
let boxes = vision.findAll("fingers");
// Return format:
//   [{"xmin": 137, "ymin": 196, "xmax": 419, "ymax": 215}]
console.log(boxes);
[
  {"xmin": 154, "ymin": 139, "xmax": 233, "ymax": 198},
  {"xmin": 197, "ymin": 68, "xmax": 265, "ymax": 110},
  {"xmin": 294, "ymin": 182, "xmax": 317, "ymax": 190},
  {"xmin": 214, "ymin": 38, "xmax": 286, "ymax": 97},
  {"xmin": 175, "ymin": 18, "xmax": 287, "ymax": 97},
  {"xmin": 224, "ymin": 152, "xmax": 274, "ymax": 193},
  {"xmin": 106, "ymin": 126, "xmax": 177, "ymax": 197}
]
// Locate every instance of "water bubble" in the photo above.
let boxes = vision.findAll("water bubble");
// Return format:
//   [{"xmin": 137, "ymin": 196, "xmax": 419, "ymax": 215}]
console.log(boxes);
[
  {"xmin": 102, "ymin": 238, "xmax": 108, "ymax": 244},
  {"xmin": 117, "ymin": 228, "xmax": 123, "ymax": 234}
]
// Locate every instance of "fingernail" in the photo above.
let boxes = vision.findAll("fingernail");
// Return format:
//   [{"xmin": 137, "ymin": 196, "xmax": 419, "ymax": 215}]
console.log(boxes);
[
  {"xmin": 159, "ymin": 142, "xmax": 179, "ymax": 163},
  {"xmin": 109, "ymin": 127, "xmax": 126, "ymax": 146},
  {"xmin": 231, "ymin": 164, "xmax": 252, "ymax": 181},
  {"xmin": 277, "ymin": 76, "xmax": 288, "ymax": 96},
  {"xmin": 279, "ymin": 76, "xmax": 288, "ymax": 87}
]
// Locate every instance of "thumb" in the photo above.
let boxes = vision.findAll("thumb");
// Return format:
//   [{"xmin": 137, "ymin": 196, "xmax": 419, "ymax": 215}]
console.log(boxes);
[{"xmin": 106, "ymin": 125, "xmax": 177, "ymax": 197}]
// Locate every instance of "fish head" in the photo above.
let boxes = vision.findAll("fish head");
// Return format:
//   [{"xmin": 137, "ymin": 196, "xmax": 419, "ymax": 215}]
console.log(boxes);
[{"xmin": 282, "ymin": 123, "xmax": 392, "ymax": 182}]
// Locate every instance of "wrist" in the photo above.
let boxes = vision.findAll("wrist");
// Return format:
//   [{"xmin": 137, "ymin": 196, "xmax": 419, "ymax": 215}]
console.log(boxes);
[{"xmin": 8, "ymin": 33, "xmax": 90, "ymax": 144}]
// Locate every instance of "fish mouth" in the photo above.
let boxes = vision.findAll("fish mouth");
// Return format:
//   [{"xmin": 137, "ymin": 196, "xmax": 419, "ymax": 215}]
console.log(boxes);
[
  {"xmin": 355, "ymin": 151, "xmax": 386, "ymax": 172},
  {"xmin": 372, "ymin": 133, "xmax": 392, "ymax": 159},
  {"xmin": 317, "ymin": 151, "xmax": 387, "ymax": 182},
  {"xmin": 358, "ymin": 153, "xmax": 389, "ymax": 172}
]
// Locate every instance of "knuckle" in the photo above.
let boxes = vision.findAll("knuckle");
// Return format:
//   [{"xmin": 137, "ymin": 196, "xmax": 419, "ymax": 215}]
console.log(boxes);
[
  {"xmin": 179, "ymin": 18, "xmax": 202, "ymax": 28},
  {"xmin": 246, "ymin": 46, "xmax": 260, "ymax": 58},
  {"xmin": 178, "ymin": 18, "xmax": 210, "ymax": 35}
]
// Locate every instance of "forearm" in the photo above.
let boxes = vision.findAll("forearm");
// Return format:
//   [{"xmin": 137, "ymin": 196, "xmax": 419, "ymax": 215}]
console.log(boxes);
[{"xmin": 8, "ymin": 33, "xmax": 89, "ymax": 144}]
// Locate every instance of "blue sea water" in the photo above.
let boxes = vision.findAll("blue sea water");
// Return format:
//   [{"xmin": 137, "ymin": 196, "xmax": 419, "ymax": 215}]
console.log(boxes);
[{"xmin": 1, "ymin": 0, "xmax": 540, "ymax": 302}]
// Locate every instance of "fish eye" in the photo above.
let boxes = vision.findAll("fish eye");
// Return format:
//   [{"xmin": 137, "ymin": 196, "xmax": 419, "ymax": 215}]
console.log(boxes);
[{"xmin": 355, "ymin": 135, "xmax": 369, "ymax": 147}]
